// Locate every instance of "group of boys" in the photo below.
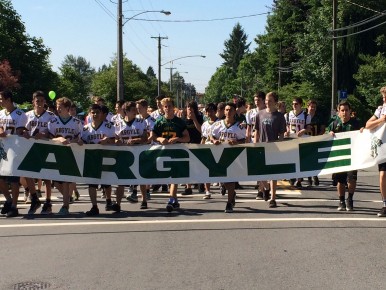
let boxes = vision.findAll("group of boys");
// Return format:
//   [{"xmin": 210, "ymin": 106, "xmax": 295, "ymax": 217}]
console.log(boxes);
[{"xmin": 1, "ymin": 88, "xmax": 386, "ymax": 217}]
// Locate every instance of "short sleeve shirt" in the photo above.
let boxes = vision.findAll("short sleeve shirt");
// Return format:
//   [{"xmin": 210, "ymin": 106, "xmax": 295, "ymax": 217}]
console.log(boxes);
[
  {"xmin": 152, "ymin": 115, "xmax": 187, "ymax": 141},
  {"xmin": 255, "ymin": 109, "xmax": 286, "ymax": 142}
]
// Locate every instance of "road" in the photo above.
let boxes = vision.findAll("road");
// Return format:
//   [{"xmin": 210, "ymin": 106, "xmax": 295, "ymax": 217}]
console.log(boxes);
[{"xmin": 0, "ymin": 167, "xmax": 385, "ymax": 290}]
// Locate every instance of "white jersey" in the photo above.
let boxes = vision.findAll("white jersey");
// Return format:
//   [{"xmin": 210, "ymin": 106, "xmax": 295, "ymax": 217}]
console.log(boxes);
[
  {"xmin": 245, "ymin": 108, "xmax": 259, "ymax": 127},
  {"xmin": 139, "ymin": 115, "xmax": 156, "ymax": 132},
  {"xmin": 48, "ymin": 116, "xmax": 82, "ymax": 141},
  {"xmin": 0, "ymin": 107, "xmax": 27, "ymax": 135},
  {"xmin": 211, "ymin": 120, "xmax": 246, "ymax": 142},
  {"xmin": 81, "ymin": 121, "xmax": 115, "ymax": 144},
  {"xmin": 201, "ymin": 119, "xmax": 219, "ymax": 144},
  {"xmin": 25, "ymin": 110, "xmax": 56, "ymax": 137},
  {"xmin": 285, "ymin": 110, "xmax": 307, "ymax": 133},
  {"xmin": 374, "ymin": 105, "xmax": 386, "ymax": 119},
  {"xmin": 115, "ymin": 118, "xmax": 147, "ymax": 143},
  {"xmin": 111, "ymin": 114, "xmax": 124, "ymax": 126},
  {"xmin": 150, "ymin": 109, "xmax": 164, "ymax": 120}
]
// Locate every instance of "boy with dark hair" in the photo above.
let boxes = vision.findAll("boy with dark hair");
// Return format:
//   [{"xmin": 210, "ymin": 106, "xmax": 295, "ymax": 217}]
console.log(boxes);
[{"xmin": 327, "ymin": 101, "xmax": 361, "ymax": 211}]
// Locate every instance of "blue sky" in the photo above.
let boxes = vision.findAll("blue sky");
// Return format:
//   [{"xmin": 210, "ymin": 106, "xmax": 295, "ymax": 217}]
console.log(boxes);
[{"xmin": 12, "ymin": 0, "xmax": 273, "ymax": 93}]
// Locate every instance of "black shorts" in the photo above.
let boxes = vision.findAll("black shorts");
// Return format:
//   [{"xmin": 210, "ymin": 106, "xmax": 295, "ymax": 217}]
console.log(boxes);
[
  {"xmin": 378, "ymin": 162, "xmax": 386, "ymax": 172},
  {"xmin": 0, "ymin": 176, "xmax": 20, "ymax": 183},
  {"xmin": 89, "ymin": 184, "xmax": 111, "ymax": 189},
  {"xmin": 334, "ymin": 170, "xmax": 358, "ymax": 184}
]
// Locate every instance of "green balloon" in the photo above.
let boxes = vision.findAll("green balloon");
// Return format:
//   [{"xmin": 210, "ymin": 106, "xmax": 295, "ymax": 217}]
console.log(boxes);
[{"xmin": 48, "ymin": 91, "xmax": 56, "ymax": 100}]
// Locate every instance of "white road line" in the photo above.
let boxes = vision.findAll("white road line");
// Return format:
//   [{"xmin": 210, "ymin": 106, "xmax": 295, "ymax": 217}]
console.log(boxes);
[{"xmin": 0, "ymin": 217, "xmax": 384, "ymax": 228}]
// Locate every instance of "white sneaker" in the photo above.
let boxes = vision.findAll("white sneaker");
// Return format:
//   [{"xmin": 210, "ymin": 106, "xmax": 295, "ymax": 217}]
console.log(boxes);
[{"xmin": 203, "ymin": 191, "xmax": 211, "ymax": 199}]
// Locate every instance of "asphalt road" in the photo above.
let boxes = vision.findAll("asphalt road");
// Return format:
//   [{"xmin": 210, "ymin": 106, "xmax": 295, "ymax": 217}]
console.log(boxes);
[{"xmin": 0, "ymin": 167, "xmax": 385, "ymax": 290}]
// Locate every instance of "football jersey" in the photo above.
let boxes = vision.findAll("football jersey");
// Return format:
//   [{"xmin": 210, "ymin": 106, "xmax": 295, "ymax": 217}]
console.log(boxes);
[
  {"xmin": 150, "ymin": 109, "xmax": 165, "ymax": 120},
  {"xmin": 111, "ymin": 114, "xmax": 124, "ymax": 127},
  {"xmin": 81, "ymin": 120, "xmax": 115, "ymax": 144},
  {"xmin": 201, "ymin": 119, "xmax": 219, "ymax": 144},
  {"xmin": 26, "ymin": 110, "xmax": 56, "ymax": 137},
  {"xmin": 48, "ymin": 116, "xmax": 82, "ymax": 140},
  {"xmin": 0, "ymin": 107, "xmax": 27, "ymax": 135},
  {"xmin": 141, "ymin": 115, "xmax": 156, "ymax": 132},
  {"xmin": 115, "ymin": 118, "xmax": 147, "ymax": 144},
  {"xmin": 374, "ymin": 105, "xmax": 386, "ymax": 119},
  {"xmin": 285, "ymin": 110, "xmax": 307, "ymax": 133},
  {"xmin": 245, "ymin": 108, "xmax": 259, "ymax": 127},
  {"xmin": 211, "ymin": 120, "xmax": 246, "ymax": 142}
]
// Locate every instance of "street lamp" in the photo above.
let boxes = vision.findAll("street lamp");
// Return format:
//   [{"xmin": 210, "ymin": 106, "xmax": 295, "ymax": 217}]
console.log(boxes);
[
  {"xmin": 117, "ymin": 3, "xmax": 171, "ymax": 101},
  {"xmin": 161, "ymin": 55, "xmax": 206, "ymax": 97}
]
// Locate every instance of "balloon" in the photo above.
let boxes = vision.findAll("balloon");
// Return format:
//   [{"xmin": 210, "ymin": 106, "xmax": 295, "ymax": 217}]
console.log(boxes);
[{"xmin": 48, "ymin": 91, "xmax": 56, "ymax": 100}]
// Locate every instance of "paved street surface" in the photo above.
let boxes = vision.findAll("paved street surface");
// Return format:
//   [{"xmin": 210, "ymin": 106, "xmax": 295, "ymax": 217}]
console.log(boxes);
[{"xmin": 1, "ymin": 166, "xmax": 385, "ymax": 290}]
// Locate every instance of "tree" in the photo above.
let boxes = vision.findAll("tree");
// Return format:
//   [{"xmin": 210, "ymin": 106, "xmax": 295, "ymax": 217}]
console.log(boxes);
[
  {"xmin": 58, "ymin": 55, "xmax": 95, "ymax": 109},
  {"xmin": 0, "ymin": 60, "xmax": 19, "ymax": 91},
  {"xmin": 220, "ymin": 23, "xmax": 250, "ymax": 74},
  {"xmin": 0, "ymin": 0, "xmax": 58, "ymax": 103},
  {"xmin": 146, "ymin": 66, "xmax": 156, "ymax": 79}
]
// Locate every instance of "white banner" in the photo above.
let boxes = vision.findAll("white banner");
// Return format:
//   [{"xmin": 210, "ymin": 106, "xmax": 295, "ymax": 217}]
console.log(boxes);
[{"xmin": 0, "ymin": 125, "xmax": 385, "ymax": 185}]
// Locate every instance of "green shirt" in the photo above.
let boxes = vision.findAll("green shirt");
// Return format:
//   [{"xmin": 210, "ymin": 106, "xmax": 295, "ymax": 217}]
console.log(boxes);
[
  {"xmin": 326, "ymin": 117, "xmax": 360, "ymax": 133},
  {"xmin": 152, "ymin": 115, "xmax": 187, "ymax": 141}
]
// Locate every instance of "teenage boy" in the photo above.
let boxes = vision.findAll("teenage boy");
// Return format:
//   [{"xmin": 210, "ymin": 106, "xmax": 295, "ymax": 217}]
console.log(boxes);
[
  {"xmin": 211, "ymin": 102, "xmax": 246, "ymax": 213},
  {"xmin": 0, "ymin": 90, "xmax": 28, "ymax": 217},
  {"xmin": 150, "ymin": 97, "xmax": 190, "ymax": 212},
  {"xmin": 25, "ymin": 90, "xmax": 56, "ymax": 214},
  {"xmin": 116, "ymin": 101, "xmax": 148, "ymax": 210},
  {"xmin": 82, "ymin": 104, "xmax": 116, "ymax": 216},
  {"xmin": 364, "ymin": 86, "xmax": 386, "ymax": 217},
  {"xmin": 48, "ymin": 97, "xmax": 83, "ymax": 215},
  {"xmin": 327, "ymin": 101, "xmax": 361, "ymax": 211},
  {"xmin": 253, "ymin": 92, "xmax": 287, "ymax": 208}
]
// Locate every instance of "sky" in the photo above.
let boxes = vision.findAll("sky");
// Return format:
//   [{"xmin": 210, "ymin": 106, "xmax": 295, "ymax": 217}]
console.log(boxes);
[{"xmin": 11, "ymin": 0, "xmax": 273, "ymax": 93}]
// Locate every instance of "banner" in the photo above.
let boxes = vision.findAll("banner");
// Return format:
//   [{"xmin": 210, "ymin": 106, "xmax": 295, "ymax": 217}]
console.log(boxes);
[{"xmin": 0, "ymin": 125, "xmax": 385, "ymax": 185}]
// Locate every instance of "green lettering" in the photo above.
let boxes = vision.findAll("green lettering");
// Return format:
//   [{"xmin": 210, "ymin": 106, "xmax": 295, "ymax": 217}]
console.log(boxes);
[
  {"xmin": 299, "ymin": 138, "xmax": 351, "ymax": 171},
  {"xmin": 18, "ymin": 143, "xmax": 81, "ymax": 176},
  {"xmin": 190, "ymin": 147, "xmax": 245, "ymax": 177},
  {"xmin": 83, "ymin": 149, "xmax": 136, "ymax": 179},
  {"xmin": 246, "ymin": 147, "xmax": 295, "ymax": 175},
  {"xmin": 139, "ymin": 149, "xmax": 189, "ymax": 178}
]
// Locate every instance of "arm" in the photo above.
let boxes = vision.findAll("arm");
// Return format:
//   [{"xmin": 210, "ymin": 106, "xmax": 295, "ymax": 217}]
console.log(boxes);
[{"xmin": 366, "ymin": 115, "xmax": 386, "ymax": 130}]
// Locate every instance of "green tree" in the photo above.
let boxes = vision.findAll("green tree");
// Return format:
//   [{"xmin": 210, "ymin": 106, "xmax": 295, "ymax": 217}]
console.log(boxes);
[
  {"xmin": 0, "ymin": 0, "xmax": 58, "ymax": 103},
  {"xmin": 58, "ymin": 55, "xmax": 95, "ymax": 109},
  {"xmin": 220, "ymin": 23, "xmax": 250, "ymax": 74}
]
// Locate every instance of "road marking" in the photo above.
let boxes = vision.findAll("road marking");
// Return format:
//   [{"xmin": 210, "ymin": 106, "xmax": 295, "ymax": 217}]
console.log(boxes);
[{"xmin": 0, "ymin": 217, "xmax": 384, "ymax": 228}]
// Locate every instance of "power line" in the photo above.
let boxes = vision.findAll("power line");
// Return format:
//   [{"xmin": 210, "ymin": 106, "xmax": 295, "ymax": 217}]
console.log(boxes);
[
  {"xmin": 94, "ymin": 0, "xmax": 116, "ymax": 22},
  {"xmin": 333, "ymin": 19, "xmax": 386, "ymax": 39},
  {"xmin": 345, "ymin": 0, "xmax": 383, "ymax": 14},
  {"xmin": 131, "ymin": 12, "xmax": 270, "ymax": 23}
]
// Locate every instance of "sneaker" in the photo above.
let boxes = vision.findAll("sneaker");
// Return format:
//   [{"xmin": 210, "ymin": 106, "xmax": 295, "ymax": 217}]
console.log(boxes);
[
  {"xmin": 295, "ymin": 181, "xmax": 302, "ymax": 188},
  {"xmin": 346, "ymin": 199, "xmax": 354, "ymax": 211},
  {"xmin": 86, "ymin": 206, "xmax": 99, "ymax": 216},
  {"xmin": 263, "ymin": 190, "xmax": 271, "ymax": 202},
  {"xmin": 256, "ymin": 191, "xmax": 263, "ymax": 200},
  {"xmin": 182, "ymin": 188, "xmax": 193, "ymax": 195},
  {"xmin": 111, "ymin": 203, "xmax": 121, "ymax": 213},
  {"xmin": 126, "ymin": 191, "xmax": 138, "ymax": 203},
  {"xmin": 269, "ymin": 200, "xmax": 277, "ymax": 208},
  {"xmin": 28, "ymin": 198, "xmax": 41, "ymax": 215},
  {"xmin": 377, "ymin": 207, "xmax": 386, "ymax": 217},
  {"xmin": 166, "ymin": 198, "xmax": 180, "ymax": 212},
  {"xmin": 105, "ymin": 202, "xmax": 114, "ymax": 211},
  {"xmin": 140, "ymin": 201, "xmax": 148, "ymax": 209},
  {"xmin": 337, "ymin": 201, "xmax": 346, "ymax": 211},
  {"xmin": 224, "ymin": 202, "xmax": 233, "ymax": 213},
  {"xmin": 6, "ymin": 207, "xmax": 19, "ymax": 218},
  {"xmin": 313, "ymin": 176, "xmax": 320, "ymax": 186},
  {"xmin": 57, "ymin": 206, "xmax": 69, "ymax": 215},
  {"xmin": 74, "ymin": 190, "xmax": 80, "ymax": 201},
  {"xmin": 203, "ymin": 191, "xmax": 211, "ymax": 199},
  {"xmin": 220, "ymin": 184, "xmax": 226, "ymax": 195},
  {"xmin": 41, "ymin": 202, "xmax": 52, "ymax": 215},
  {"xmin": 1, "ymin": 200, "xmax": 12, "ymax": 215},
  {"xmin": 127, "ymin": 185, "xmax": 134, "ymax": 193}
]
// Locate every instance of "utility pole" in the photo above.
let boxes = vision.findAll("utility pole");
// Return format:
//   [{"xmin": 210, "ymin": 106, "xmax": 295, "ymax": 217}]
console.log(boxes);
[
  {"xmin": 151, "ymin": 35, "xmax": 168, "ymax": 96},
  {"xmin": 117, "ymin": 0, "xmax": 124, "ymax": 101},
  {"xmin": 332, "ymin": 0, "xmax": 338, "ymax": 116}
]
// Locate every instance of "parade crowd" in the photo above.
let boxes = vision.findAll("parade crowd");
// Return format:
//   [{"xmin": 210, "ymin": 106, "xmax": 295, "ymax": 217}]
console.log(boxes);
[{"xmin": 1, "ymin": 88, "xmax": 386, "ymax": 218}]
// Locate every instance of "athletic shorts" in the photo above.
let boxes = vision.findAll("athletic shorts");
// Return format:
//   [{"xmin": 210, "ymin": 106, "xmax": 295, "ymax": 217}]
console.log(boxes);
[
  {"xmin": 0, "ymin": 176, "xmax": 20, "ymax": 183},
  {"xmin": 334, "ymin": 170, "xmax": 358, "ymax": 184},
  {"xmin": 88, "ymin": 184, "xmax": 111, "ymax": 189},
  {"xmin": 378, "ymin": 162, "xmax": 386, "ymax": 172}
]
